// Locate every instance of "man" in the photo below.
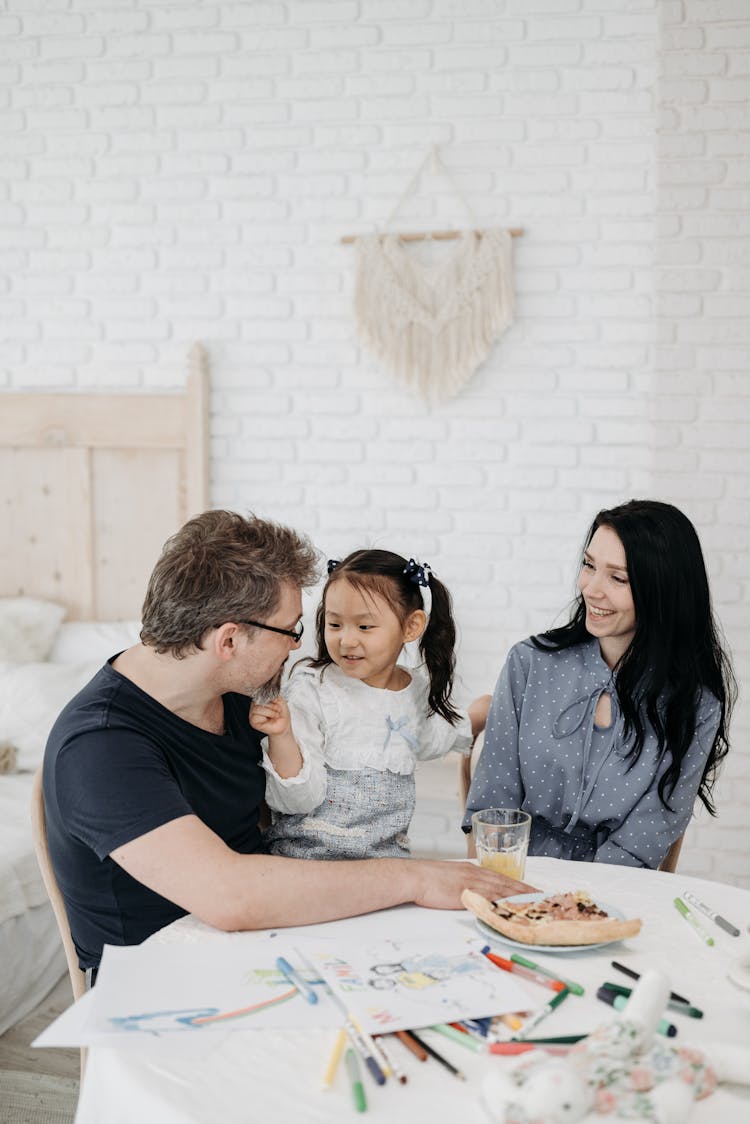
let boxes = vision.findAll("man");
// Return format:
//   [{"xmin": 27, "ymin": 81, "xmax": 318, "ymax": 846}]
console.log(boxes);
[{"xmin": 44, "ymin": 510, "xmax": 530, "ymax": 974}]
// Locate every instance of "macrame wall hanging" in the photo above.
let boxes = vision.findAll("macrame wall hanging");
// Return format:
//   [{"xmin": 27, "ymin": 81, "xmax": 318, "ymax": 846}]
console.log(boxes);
[{"xmin": 342, "ymin": 147, "xmax": 522, "ymax": 405}]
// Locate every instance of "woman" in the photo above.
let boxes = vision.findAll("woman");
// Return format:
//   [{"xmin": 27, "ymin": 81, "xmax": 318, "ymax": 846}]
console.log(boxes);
[{"xmin": 464, "ymin": 500, "xmax": 735, "ymax": 868}]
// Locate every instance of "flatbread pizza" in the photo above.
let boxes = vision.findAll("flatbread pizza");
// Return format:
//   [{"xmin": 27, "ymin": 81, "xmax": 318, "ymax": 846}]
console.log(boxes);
[{"xmin": 462, "ymin": 888, "xmax": 642, "ymax": 947}]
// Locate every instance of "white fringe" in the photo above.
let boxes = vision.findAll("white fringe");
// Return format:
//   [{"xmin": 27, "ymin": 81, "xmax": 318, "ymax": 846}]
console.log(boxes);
[{"xmin": 354, "ymin": 228, "xmax": 514, "ymax": 405}]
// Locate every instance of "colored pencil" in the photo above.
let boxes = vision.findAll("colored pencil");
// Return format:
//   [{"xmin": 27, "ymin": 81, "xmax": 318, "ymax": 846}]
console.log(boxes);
[
  {"xmin": 408, "ymin": 1029, "xmax": 466, "ymax": 1080},
  {"xmin": 394, "ymin": 1029, "xmax": 428, "ymax": 1061}
]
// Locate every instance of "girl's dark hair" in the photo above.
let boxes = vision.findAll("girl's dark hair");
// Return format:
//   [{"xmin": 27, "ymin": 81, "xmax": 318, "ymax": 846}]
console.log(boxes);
[
  {"xmin": 307, "ymin": 549, "xmax": 461, "ymax": 724},
  {"xmin": 533, "ymin": 499, "xmax": 736, "ymax": 815}
]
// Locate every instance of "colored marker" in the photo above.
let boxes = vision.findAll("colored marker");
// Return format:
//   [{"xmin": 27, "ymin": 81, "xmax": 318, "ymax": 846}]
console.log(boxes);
[
  {"xmin": 513, "ymin": 987, "xmax": 570, "ymax": 1039},
  {"xmin": 682, "ymin": 890, "xmax": 740, "ymax": 937},
  {"xmin": 344, "ymin": 1047, "xmax": 367, "ymax": 1112},
  {"xmin": 449, "ymin": 1021, "xmax": 488, "ymax": 1044},
  {"xmin": 481, "ymin": 946, "xmax": 565, "ymax": 991},
  {"xmin": 597, "ymin": 987, "xmax": 677, "ymax": 1036},
  {"xmin": 611, "ymin": 961, "xmax": 690, "ymax": 1006},
  {"xmin": 511, "ymin": 953, "xmax": 585, "ymax": 997},
  {"xmin": 674, "ymin": 897, "xmax": 715, "ymax": 946},
  {"xmin": 431, "ymin": 1023, "xmax": 486, "ymax": 1053},
  {"xmin": 490, "ymin": 1033, "xmax": 586, "ymax": 1055},
  {"xmin": 346, "ymin": 1022, "xmax": 386, "ymax": 1086},
  {"xmin": 600, "ymin": 981, "xmax": 703, "ymax": 1019},
  {"xmin": 351, "ymin": 1017, "xmax": 391, "ymax": 1079},
  {"xmin": 321, "ymin": 1027, "xmax": 347, "ymax": 1089},
  {"xmin": 373, "ymin": 1035, "xmax": 407, "ymax": 1084},
  {"xmin": 275, "ymin": 956, "xmax": 318, "ymax": 1004}
]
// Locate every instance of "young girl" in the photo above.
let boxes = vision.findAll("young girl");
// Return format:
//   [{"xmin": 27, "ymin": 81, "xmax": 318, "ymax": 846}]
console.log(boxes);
[
  {"xmin": 250, "ymin": 549, "xmax": 490, "ymax": 860},
  {"xmin": 463, "ymin": 500, "xmax": 736, "ymax": 868}
]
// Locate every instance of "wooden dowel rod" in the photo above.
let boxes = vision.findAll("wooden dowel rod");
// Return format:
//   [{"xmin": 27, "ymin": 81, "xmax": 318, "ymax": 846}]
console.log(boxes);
[{"xmin": 340, "ymin": 227, "xmax": 523, "ymax": 245}]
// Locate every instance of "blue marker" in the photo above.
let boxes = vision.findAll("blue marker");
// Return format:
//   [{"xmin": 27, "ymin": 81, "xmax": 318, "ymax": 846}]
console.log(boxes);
[{"xmin": 275, "ymin": 956, "xmax": 318, "ymax": 1004}]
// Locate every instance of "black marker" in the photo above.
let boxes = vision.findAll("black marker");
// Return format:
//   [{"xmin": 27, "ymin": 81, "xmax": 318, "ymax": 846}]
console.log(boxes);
[{"xmin": 610, "ymin": 960, "xmax": 689, "ymax": 1006}]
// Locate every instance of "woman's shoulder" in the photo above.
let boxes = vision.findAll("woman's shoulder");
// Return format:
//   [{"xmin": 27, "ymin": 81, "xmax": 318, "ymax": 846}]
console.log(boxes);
[{"xmin": 507, "ymin": 635, "xmax": 592, "ymax": 666}]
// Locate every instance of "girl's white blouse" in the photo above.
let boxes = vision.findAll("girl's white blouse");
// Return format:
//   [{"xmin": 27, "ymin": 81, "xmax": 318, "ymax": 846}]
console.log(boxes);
[{"xmin": 262, "ymin": 662, "xmax": 472, "ymax": 815}]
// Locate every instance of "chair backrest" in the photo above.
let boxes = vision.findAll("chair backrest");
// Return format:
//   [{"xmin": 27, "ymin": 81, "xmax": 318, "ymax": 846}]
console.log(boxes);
[
  {"xmin": 30, "ymin": 767, "xmax": 87, "ymax": 1003},
  {"xmin": 458, "ymin": 732, "xmax": 484, "ymax": 857},
  {"xmin": 658, "ymin": 833, "xmax": 685, "ymax": 873},
  {"xmin": 31, "ymin": 766, "xmax": 88, "ymax": 1079},
  {"xmin": 459, "ymin": 735, "xmax": 686, "ymax": 872}
]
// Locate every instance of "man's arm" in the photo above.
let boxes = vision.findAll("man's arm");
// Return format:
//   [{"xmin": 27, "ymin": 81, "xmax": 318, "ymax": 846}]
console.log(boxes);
[{"xmin": 110, "ymin": 815, "xmax": 536, "ymax": 932}]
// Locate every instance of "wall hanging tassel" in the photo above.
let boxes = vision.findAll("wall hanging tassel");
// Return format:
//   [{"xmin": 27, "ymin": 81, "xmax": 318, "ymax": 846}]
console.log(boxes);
[{"xmin": 346, "ymin": 147, "xmax": 518, "ymax": 405}]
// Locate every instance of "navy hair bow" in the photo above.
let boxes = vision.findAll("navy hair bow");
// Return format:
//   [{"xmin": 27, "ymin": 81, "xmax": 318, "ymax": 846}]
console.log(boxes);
[
  {"xmin": 403, "ymin": 558, "xmax": 432, "ymax": 588},
  {"xmin": 327, "ymin": 559, "xmax": 340, "ymax": 575}
]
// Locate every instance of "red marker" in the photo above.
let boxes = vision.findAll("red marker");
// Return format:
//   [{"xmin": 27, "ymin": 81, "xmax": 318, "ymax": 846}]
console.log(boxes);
[{"xmin": 481, "ymin": 946, "xmax": 566, "ymax": 992}]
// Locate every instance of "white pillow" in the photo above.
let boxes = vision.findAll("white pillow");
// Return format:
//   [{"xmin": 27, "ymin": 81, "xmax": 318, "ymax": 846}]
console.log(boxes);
[
  {"xmin": 0, "ymin": 660, "xmax": 100, "ymax": 771},
  {"xmin": 0, "ymin": 597, "xmax": 66, "ymax": 663},
  {"xmin": 49, "ymin": 620, "xmax": 141, "ymax": 664}
]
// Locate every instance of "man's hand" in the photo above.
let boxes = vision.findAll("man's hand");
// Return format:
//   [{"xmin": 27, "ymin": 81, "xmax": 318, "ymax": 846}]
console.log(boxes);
[
  {"xmin": 249, "ymin": 697, "xmax": 291, "ymax": 737},
  {"xmin": 408, "ymin": 859, "xmax": 537, "ymax": 911}
]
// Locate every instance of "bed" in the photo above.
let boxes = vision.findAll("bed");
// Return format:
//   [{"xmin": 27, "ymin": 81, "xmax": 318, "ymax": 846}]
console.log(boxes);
[{"xmin": 0, "ymin": 343, "xmax": 210, "ymax": 1035}]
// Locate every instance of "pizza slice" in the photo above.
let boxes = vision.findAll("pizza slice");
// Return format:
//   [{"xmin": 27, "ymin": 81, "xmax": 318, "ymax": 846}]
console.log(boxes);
[{"xmin": 462, "ymin": 888, "xmax": 642, "ymax": 946}]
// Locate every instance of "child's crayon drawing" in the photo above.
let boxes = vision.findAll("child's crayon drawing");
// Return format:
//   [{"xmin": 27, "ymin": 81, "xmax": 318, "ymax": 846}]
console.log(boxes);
[{"xmin": 301, "ymin": 938, "xmax": 532, "ymax": 1034}]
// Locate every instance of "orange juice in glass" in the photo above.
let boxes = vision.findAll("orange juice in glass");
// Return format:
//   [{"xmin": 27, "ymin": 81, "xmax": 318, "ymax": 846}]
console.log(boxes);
[{"xmin": 471, "ymin": 808, "xmax": 531, "ymax": 881}]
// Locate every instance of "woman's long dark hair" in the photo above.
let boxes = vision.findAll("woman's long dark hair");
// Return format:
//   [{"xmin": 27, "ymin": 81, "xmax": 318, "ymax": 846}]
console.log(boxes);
[
  {"xmin": 307, "ymin": 549, "xmax": 461, "ymax": 724},
  {"xmin": 533, "ymin": 500, "xmax": 736, "ymax": 814}
]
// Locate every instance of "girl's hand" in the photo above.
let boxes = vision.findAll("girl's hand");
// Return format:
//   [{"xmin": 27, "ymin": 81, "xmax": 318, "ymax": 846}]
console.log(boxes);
[{"xmin": 249, "ymin": 697, "xmax": 291, "ymax": 737}]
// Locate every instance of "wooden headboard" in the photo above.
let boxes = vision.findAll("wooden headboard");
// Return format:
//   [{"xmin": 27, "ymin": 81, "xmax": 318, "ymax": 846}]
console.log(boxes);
[{"xmin": 0, "ymin": 344, "xmax": 210, "ymax": 621}]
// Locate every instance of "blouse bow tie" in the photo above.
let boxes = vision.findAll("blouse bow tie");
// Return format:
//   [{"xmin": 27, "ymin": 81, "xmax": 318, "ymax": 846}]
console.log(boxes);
[
  {"xmin": 383, "ymin": 715, "xmax": 418, "ymax": 752},
  {"xmin": 553, "ymin": 682, "xmax": 623, "ymax": 833}
]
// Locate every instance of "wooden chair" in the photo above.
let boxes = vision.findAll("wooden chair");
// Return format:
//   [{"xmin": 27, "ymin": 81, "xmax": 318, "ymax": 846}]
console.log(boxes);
[
  {"xmin": 459, "ymin": 735, "xmax": 686, "ymax": 872},
  {"xmin": 30, "ymin": 766, "xmax": 87, "ymax": 1076},
  {"xmin": 658, "ymin": 833, "xmax": 685, "ymax": 874}
]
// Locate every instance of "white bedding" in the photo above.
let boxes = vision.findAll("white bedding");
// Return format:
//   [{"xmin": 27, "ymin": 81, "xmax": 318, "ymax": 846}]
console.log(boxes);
[
  {"xmin": 0, "ymin": 772, "xmax": 66, "ymax": 1035},
  {"xmin": 0, "ymin": 617, "xmax": 141, "ymax": 1036}
]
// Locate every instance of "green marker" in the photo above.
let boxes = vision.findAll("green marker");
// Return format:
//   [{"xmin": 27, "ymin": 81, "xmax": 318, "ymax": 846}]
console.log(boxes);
[
  {"xmin": 609, "ymin": 992, "xmax": 677, "ymax": 1037},
  {"xmin": 514, "ymin": 987, "xmax": 570, "ymax": 1039},
  {"xmin": 674, "ymin": 897, "xmax": 715, "ymax": 946},
  {"xmin": 345, "ymin": 1047, "xmax": 367, "ymax": 1113},
  {"xmin": 511, "ymin": 953, "xmax": 585, "ymax": 997},
  {"xmin": 431, "ymin": 1023, "xmax": 486, "ymax": 1053},
  {"xmin": 600, "ymin": 981, "xmax": 703, "ymax": 1019}
]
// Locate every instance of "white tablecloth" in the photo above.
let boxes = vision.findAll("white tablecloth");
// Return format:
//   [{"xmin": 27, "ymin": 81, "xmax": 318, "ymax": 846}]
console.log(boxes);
[{"xmin": 74, "ymin": 857, "xmax": 750, "ymax": 1124}]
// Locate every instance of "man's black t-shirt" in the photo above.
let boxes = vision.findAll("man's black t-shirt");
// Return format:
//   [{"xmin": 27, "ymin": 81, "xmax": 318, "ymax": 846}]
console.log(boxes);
[{"xmin": 43, "ymin": 660, "xmax": 266, "ymax": 970}]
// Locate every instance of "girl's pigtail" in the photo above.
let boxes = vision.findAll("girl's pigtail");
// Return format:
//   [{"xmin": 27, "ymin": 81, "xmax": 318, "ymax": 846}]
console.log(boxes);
[{"xmin": 419, "ymin": 575, "xmax": 461, "ymax": 724}]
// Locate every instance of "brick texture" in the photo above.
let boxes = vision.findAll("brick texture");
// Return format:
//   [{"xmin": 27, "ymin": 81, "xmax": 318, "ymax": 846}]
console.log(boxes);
[{"xmin": 2, "ymin": 0, "xmax": 749, "ymax": 885}]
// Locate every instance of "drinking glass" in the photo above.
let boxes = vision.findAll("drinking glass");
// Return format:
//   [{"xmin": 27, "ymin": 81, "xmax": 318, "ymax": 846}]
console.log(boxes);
[{"xmin": 471, "ymin": 808, "xmax": 531, "ymax": 880}]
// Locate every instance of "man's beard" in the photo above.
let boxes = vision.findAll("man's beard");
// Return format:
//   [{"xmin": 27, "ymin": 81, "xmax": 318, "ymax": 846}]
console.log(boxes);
[{"xmin": 251, "ymin": 666, "xmax": 284, "ymax": 704}]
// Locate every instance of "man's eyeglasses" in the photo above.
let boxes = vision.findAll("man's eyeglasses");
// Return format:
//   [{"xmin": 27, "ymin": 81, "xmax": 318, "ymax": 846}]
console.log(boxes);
[{"xmin": 239, "ymin": 618, "xmax": 304, "ymax": 643}]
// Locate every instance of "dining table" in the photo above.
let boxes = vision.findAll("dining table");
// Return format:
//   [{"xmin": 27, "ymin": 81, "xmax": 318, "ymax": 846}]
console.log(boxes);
[{"xmin": 72, "ymin": 856, "xmax": 750, "ymax": 1124}]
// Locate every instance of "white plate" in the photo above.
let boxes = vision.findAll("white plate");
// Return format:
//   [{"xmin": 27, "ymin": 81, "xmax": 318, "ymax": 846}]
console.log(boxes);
[{"xmin": 474, "ymin": 891, "xmax": 630, "ymax": 955}]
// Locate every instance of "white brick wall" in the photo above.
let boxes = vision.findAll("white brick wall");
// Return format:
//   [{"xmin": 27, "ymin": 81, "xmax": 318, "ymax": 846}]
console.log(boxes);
[{"xmin": 2, "ymin": 0, "xmax": 748, "ymax": 886}]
